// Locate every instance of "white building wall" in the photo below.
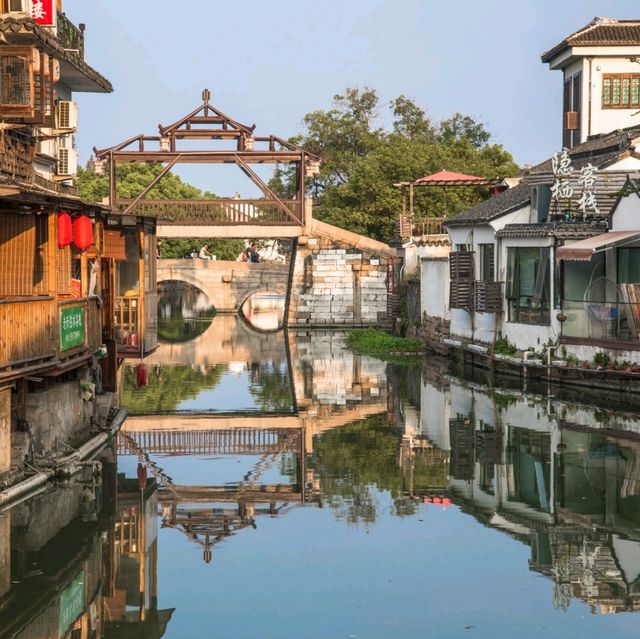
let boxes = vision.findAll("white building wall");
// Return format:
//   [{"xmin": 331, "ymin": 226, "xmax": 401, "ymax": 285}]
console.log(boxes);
[
  {"xmin": 611, "ymin": 192, "xmax": 640, "ymax": 231},
  {"xmin": 421, "ymin": 258, "xmax": 449, "ymax": 320},
  {"xmin": 578, "ymin": 54, "xmax": 640, "ymax": 141}
]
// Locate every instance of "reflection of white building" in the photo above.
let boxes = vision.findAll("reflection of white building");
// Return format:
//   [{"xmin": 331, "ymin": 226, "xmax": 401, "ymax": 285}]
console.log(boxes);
[{"xmin": 399, "ymin": 363, "xmax": 640, "ymax": 612}]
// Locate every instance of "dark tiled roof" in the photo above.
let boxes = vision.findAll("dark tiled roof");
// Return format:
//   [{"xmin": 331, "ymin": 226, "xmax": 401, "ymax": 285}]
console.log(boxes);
[
  {"xmin": 541, "ymin": 17, "xmax": 640, "ymax": 62},
  {"xmin": 495, "ymin": 221, "xmax": 608, "ymax": 240},
  {"xmin": 443, "ymin": 182, "xmax": 531, "ymax": 227}
]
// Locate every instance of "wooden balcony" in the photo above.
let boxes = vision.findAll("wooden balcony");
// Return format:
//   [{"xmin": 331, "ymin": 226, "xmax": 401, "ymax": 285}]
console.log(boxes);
[
  {"xmin": 0, "ymin": 296, "xmax": 102, "ymax": 381},
  {"xmin": 56, "ymin": 11, "xmax": 85, "ymax": 60}
]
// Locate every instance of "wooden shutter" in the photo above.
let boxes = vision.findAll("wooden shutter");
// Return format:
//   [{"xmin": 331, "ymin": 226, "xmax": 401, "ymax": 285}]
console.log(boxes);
[
  {"xmin": 102, "ymin": 229, "xmax": 126, "ymax": 260},
  {"xmin": 449, "ymin": 251, "xmax": 474, "ymax": 310},
  {"xmin": 475, "ymin": 281, "xmax": 503, "ymax": 313},
  {"xmin": 0, "ymin": 46, "xmax": 35, "ymax": 120},
  {"xmin": 449, "ymin": 417, "xmax": 474, "ymax": 480}
]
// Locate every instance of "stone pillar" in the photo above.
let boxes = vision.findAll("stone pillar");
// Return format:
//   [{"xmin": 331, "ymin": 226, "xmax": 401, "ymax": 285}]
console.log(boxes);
[{"xmin": 0, "ymin": 388, "xmax": 10, "ymax": 477}]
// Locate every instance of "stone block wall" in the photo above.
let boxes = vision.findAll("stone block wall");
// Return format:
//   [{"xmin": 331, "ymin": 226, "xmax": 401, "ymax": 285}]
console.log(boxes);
[
  {"xmin": 11, "ymin": 378, "xmax": 93, "ymax": 471},
  {"xmin": 287, "ymin": 236, "xmax": 389, "ymax": 327},
  {"xmin": 406, "ymin": 312, "xmax": 451, "ymax": 354}
]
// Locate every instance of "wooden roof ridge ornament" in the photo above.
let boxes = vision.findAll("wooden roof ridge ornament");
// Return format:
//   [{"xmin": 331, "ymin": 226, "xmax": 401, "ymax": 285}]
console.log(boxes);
[{"xmin": 92, "ymin": 90, "xmax": 320, "ymax": 226}]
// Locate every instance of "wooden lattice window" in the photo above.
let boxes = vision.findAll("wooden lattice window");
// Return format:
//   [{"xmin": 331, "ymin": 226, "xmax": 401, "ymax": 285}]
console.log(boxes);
[
  {"xmin": 603, "ymin": 74, "xmax": 640, "ymax": 109},
  {"xmin": 449, "ymin": 250, "xmax": 474, "ymax": 310},
  {"xmin": 0, "ymin": 47, "xmax": 55, "ymax": 124}
]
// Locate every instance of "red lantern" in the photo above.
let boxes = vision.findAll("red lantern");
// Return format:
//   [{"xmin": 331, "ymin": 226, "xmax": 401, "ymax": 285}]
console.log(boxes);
[
  {"xmin": 57, "ymin": 211, "xmax": 72, "ymax": 248},
  {"xmin": 136, "ymin": 363, "xmax": 148, "ymax": 388},
  {"xmin": 72, "ymin": 215, "xmax": 93, "ymax": 251}
]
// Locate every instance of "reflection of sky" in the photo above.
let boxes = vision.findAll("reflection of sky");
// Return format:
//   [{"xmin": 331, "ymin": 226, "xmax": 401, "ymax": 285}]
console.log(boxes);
[
  {"xmin": 152, "ymin": 490, "xmax": 639, "ymax": 639},
  {"xmin": 118, "ymin": 452, "xmax": 293, "ymax": 486},
  {"xmin": 177, "ymin": 370, "xmax": 257, "ymax": 412}
]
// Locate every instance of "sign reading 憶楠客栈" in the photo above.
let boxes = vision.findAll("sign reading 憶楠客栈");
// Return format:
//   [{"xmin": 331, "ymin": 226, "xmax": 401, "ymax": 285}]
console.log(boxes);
[
  {"xmin": 60, "ymin": 306, "xmax": 85, "ymax": 351},
  {"xmin": 31, "ymin": 0, "xmax": 55, "ymax": 26}
]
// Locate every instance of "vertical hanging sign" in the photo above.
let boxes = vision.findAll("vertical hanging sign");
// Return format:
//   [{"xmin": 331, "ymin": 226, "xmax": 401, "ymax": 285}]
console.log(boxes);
[{"xmin": 32, "ymin": 0, "xmax": 55, "ymax": 27}]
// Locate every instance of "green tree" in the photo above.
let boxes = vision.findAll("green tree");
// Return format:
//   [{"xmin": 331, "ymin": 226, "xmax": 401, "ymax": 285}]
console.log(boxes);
[{"xmin": 269, "ymin": 87, "xmax": 519, "ymax": 242}]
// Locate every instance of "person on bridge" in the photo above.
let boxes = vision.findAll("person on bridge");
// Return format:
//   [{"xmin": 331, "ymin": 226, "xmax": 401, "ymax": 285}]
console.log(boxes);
[
  {"xmin": 245, "ymin": 243, "xmax": 260, "ymax": 263},
  {"xmin": 198, "ymin": 245, "xmax": 215, "ymax": 260}
]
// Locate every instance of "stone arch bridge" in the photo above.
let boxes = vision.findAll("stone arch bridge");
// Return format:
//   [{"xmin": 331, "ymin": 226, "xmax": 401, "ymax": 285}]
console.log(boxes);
[
  {"xmin": 157, "ymin": 260, "xmax": 289, "ymax": 313},
  {"xmin": 157, "ymin": 218, "xmax": 398, "ymax": 327}
]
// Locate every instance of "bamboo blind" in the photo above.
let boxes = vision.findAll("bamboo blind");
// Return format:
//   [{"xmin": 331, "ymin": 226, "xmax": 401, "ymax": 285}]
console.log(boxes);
[
  {"xmin": 103, "ymin": 229, "xmax": 126, "ymax": 260},
  {"xmin": 0, "ymin": 213, "xmax": 36, "ymax": 296},
  {"xmin": 33, "ymin": 215, "xmax": 49, "ymax": 295}
]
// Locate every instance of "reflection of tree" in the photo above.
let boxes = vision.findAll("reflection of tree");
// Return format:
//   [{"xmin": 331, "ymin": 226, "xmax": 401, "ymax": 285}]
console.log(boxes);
[
  {"xmin": 157, "ymin": 285, "xmax": 216, "ymax": 343},
  {"xmin": 308, "ymin": 414, "xmax": 419, "ymax": 523},
  {"xmin": 121, "ymin": 365, "xmax": 226, "ymax": 414},
  {"xmin": 247, "ymin": 361, "xmax": 294, "ymax": 412}
]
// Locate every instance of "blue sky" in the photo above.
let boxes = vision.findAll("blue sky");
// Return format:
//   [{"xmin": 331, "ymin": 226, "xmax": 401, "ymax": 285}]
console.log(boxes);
[{"xmin": 66, "ymin": 0, "xmax": 640, "ymax": 195}]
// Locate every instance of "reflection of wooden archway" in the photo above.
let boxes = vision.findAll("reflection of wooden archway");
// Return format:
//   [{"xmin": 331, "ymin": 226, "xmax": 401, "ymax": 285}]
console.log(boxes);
[{"xmin": 94, "ymin": 90, "xmax": 320, "ymax": 228}]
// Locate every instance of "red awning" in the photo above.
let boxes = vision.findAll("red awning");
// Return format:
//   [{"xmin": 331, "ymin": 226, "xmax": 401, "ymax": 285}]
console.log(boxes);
[
  {"xmin": 556, "ymin": 231, "xmax": 640, "ymax": 261},
  {"xmin": 412, "ymin": 170, "xmax": 495, "ymax": 187}
]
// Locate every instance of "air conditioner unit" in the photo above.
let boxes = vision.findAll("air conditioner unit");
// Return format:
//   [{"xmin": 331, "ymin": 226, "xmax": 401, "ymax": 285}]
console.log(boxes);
[
  {"xmin": 57, "ymin": 147, "xmax": 78, "ymax": 176},
  {"xmin": 57, "ymin": 101, "xmax": 78, "ymax": 130}
]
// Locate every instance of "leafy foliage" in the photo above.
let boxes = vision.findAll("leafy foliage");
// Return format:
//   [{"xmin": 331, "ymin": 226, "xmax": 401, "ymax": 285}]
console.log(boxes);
[
  {"xmin": 347, "ymin": 328, "xmax": 423, "ymax": 354},
  {"xmin": 270, "ymin": 88, "xmax": 519, "ymax": 241},
  {"xmin": 121, "ymin": 364, "xmax": 226, "ymax": 415}
]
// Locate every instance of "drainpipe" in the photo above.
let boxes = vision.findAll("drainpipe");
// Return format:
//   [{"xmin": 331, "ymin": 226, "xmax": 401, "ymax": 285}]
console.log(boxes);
[{"xmin": 587, "ymin": 57, "xmax": 593, "ymax": 139}]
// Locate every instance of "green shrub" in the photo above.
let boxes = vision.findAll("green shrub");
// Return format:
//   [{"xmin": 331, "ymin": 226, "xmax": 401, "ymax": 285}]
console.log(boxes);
[{"xmin": 493, "ymin": 337, "xmax": 517, "ymax": 357}]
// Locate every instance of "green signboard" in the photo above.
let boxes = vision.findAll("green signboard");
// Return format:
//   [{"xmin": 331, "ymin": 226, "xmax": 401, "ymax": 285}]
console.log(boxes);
[
  {"xmin": 59, "ymin": 569, "xmax": 84, "ymax": 635},
  {"xmin": 60, "ymin": 306, "xmax": 85, "ymax": 351}
]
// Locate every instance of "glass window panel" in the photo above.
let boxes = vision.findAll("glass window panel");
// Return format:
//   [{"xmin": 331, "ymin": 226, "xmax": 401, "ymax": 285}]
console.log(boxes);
[
  {"xmin": 623, "ymin": 78, "xmax": 631, "ymax": 105},
  {"xmin": 632, "ymin": 78, "xmax": 640, "ymax": 105},
  {"xmin": 618, "ymin": 247, "xmax": 640, "ymax": 284},
  {"xmin": 612, "ymin": 78, "xmax": 621, "ymax": 105},
  {"xmin": 603, "ymin": 78, "xmax": 611, "ymax": 106}
]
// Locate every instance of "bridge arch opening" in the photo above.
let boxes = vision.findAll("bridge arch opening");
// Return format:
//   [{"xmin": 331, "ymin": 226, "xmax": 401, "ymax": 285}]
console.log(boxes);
[
  {"xmin": 239, "ymin": 289, "xmax": 286, "ymax": 332},
  {"xmin": 158, "ymin": 280, "xmax": 216, "ymax": 342}
]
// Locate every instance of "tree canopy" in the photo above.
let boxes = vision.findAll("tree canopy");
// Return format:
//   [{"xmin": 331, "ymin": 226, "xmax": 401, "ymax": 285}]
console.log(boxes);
[{"xmin": 270, "ymin": 87, "xmax": 520, "ymax": 241}]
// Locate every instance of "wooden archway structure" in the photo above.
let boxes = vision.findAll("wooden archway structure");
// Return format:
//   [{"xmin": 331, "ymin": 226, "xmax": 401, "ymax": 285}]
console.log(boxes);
[{"xmin": 94, "ymin": 89, "xmax": 319, "ymax": 230}]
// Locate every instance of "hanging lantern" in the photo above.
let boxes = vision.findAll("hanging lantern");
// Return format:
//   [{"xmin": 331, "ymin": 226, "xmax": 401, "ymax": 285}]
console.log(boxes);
[
  {"xmin": 57, "ymin": 211, "xmax": 72, "ymax": 248},
  {"xmin": 73, "ymin": 215, "xmax": 93, "ymax": 251}
]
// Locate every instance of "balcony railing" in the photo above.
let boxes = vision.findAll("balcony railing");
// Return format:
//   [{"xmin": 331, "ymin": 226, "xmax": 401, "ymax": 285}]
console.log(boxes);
[
  {"xmin": 411, "ymin": 217, "xmax": 446, "ymax": 237},
  {"xmin": 115, "ymin": 296, "xmax": 141, "ymax": 354},
  {"xmin": 116, "ymin": 198, "xmax": 304, "ymax": 225},
  {"xmin": 56, "ymin": 12, "xmax": 84, "ymax": 59}
]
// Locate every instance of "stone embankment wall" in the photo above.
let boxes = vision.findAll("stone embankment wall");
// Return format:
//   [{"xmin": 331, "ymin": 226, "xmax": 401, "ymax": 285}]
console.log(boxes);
[
  {"xmin": 11, "ymin": 378, "xmax": 93, "ymax": 473},
  {"xmin": 286, "ymin": 220, "xmax": 395, "ymax": 327}
]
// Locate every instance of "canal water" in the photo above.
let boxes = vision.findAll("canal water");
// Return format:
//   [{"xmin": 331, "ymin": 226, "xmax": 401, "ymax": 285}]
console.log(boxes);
[{"xmin": 4, "ymin": 293, "xmax": 640, "ymax": 637}]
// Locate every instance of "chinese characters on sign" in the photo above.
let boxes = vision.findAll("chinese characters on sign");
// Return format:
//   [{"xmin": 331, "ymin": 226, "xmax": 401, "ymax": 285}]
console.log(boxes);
[
  {"xmin": 551, "ymin": 149, "xmax": 599, "ymax": 217},
  {"xmin": 31, "ymin": 0, "xmax": 54, "ymax": 27},
  {"xmin": 60, "ymin": 306, "xmax": 85, "ymax": 351}
]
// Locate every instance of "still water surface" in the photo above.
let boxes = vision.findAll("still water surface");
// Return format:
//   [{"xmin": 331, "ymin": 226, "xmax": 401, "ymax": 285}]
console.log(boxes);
[{"xmin": 3, "ymin": 302, "xmax": 640, "ymax": 637}]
